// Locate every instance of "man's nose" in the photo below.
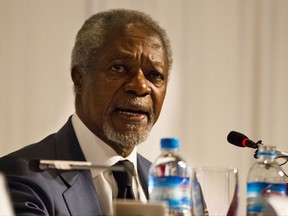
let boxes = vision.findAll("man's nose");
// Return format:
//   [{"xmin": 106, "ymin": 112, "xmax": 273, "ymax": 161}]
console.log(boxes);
[{"xmin": 124, "ymin": 72, "xmax": 151, "ymax": 96}]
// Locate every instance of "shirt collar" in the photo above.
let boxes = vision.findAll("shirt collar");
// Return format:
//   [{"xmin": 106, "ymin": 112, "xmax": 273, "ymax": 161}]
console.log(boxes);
[{"xmin": 71, "ymin": 113, "xmax": 138, "ymax": 178}]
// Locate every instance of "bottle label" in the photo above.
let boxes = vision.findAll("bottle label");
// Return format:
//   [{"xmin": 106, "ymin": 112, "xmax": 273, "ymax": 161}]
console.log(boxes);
[
  {"xmin": 149, "ymin": 176, "xmax": 191, "ymax": 211},
  {"xmin": 247, "ymin": 182, "xmax": 286, "ymax": 213}
]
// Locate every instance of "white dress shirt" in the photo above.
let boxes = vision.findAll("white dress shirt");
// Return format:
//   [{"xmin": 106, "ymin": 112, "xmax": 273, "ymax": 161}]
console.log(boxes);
[{"xmin": 71, "ymin": 113, "xmax": 147, "ymax": 215}]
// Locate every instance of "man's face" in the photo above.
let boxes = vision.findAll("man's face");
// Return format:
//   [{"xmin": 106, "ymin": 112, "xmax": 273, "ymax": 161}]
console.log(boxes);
[{"xmin": 74, "ymin": 24, "xmax": 169, "ymax": 154}]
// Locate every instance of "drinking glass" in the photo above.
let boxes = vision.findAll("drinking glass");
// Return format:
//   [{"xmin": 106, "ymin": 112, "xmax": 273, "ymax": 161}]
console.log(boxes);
[{"xmin": 191, "ymin": 167, "xmax": 239, "ymax": 216}]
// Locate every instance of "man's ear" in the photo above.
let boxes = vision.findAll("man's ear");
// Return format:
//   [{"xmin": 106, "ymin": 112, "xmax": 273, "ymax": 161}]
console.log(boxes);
[{"xmin": 71, "ymin": 66, "xmax": 83, "ymax": 94}]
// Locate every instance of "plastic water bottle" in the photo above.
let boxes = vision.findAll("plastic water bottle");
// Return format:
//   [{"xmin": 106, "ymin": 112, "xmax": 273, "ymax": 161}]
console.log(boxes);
[
  {"xmin": 148, "ymin": 137, "xmax": 192, "ymax": 216},
  {"xmin": 247, "ymin": 145, "xmax": 287, "ymax": 215}
]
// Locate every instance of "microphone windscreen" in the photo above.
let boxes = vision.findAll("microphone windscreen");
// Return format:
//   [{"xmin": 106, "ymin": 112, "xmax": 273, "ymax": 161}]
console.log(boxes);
[{"xmin": 227, "ymin": 131, "xmax": 247, "ymax": 147}]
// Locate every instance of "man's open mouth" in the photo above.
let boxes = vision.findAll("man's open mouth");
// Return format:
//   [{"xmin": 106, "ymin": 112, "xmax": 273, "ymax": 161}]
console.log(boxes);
[
  {"xmin": 116, "ymin": 108, "xmax": 149, "ymax": 117},
  {"xmin": 113, "ymin": 104, "xmax": 151, "ymax": 123}
]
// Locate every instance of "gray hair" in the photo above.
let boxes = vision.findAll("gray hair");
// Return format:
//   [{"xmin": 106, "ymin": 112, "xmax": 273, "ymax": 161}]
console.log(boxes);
[{"xmin": 71, "ymin": 8, "xmax": 173, "ymax": 73}]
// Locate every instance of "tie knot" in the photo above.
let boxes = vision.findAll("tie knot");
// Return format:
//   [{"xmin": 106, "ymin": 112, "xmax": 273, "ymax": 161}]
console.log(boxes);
[{"xmin": 116, "ymin": 160, "xmax": 134, "ymax": 175}]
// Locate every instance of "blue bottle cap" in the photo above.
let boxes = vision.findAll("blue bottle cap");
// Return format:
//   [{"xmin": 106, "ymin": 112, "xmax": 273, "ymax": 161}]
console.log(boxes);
[{"xmin": 160, "ymin": 138, "xmax": 179, "ymax": 149}]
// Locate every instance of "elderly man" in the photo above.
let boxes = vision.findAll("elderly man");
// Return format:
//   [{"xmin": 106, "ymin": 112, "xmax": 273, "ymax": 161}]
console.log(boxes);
[{"xmin": 0, "ymin": 8, "xmax": 172, "ymax": 216}]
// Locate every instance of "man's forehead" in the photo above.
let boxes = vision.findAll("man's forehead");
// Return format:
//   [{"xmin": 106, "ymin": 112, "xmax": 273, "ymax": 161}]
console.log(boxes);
[{"xmin": 124, "ymin": 23, "xmax": 163, "ymax": 47}]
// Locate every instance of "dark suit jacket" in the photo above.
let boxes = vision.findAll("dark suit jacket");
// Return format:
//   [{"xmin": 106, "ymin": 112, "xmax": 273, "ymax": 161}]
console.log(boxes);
[{"xmin": 0, "ymin": 117, "xmax": 151, "ymax": 216}]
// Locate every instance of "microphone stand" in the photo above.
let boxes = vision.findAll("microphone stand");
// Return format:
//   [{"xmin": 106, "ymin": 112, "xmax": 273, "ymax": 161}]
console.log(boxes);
[{"xmin": 31, "ymin": 159, "xmax": 126, "ymax": 172}]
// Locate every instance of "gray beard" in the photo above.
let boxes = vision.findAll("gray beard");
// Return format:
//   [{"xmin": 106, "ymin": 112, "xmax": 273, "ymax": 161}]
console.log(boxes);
[{"xmin": 103, "ymin": 113, "xmax": 154, "ymax": 148}]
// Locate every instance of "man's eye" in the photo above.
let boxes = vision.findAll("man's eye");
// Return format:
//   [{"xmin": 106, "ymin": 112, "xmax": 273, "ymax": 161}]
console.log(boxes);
[
  {"xmin": 111, "ymin": 65, "xmax": 126, "ymax": 73},
  {"xmin": 147, "ymin": 71, "xmax": 165, "ymax": 83}
]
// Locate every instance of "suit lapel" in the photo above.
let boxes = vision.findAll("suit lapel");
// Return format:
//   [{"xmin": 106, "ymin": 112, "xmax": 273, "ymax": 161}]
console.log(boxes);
[
  {"xmin": 54, "ymin": 118, "xmax": 102, "ymax": 216},
  {"xmin": 137, "ymin": 154, "xmax": 152, "ymax": 199},
  {"xmin": 62, "ymin": 170, "xmax": 102, "ymax": 216}
]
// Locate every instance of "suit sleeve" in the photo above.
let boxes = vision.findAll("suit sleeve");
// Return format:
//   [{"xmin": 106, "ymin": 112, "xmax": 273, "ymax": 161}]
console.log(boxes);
[{"xmin": 0, "ymin": 156, "xmax": 54, "ymax": 216}]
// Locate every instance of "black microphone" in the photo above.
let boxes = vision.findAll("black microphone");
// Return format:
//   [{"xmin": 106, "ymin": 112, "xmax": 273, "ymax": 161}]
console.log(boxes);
[
  {"xmin": 227, "ymin": 131, "xmax": 259, "ymax": 149},
  {"xmin": 29, "ymin": 159, "xmax": 126, "ymax": 172},
  {"xmin": 227, "ymin": 131, "xmax": 288, "ymax": 159}
]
